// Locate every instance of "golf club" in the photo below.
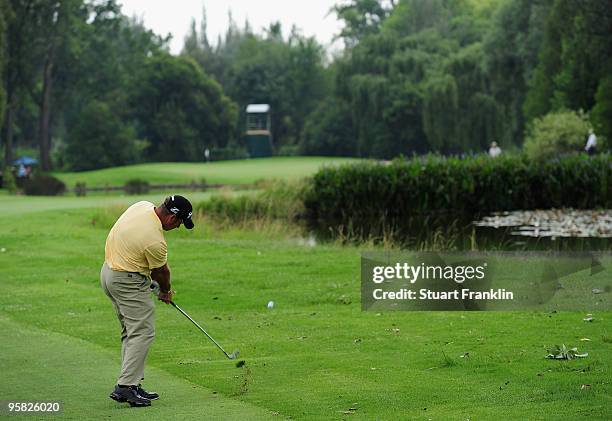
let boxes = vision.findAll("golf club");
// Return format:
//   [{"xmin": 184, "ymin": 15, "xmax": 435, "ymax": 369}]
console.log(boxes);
[
  {"xmin": 170, "ymin": 301, "xmax": 240, "ymax": 360},
  {"xmin": 150, "ymin": 282, "xmax": 239, "ymax": 360}
]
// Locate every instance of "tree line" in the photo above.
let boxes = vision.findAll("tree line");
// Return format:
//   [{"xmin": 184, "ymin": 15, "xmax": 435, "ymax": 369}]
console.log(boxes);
[
  {"xmin": 1, "ymin": 0, "xmax": 610, "ymax": 172},
  {"xmin": 304, "ymin": 0, "xmax": 611, "ymax": 157},
  {"xmin": 1, "ymin": 0, "xmax": 237, "ymax": 171}
]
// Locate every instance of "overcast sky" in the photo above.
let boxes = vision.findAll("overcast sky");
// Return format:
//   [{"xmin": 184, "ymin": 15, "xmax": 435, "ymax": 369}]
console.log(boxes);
[{"xmin": 117, "ymin": 0, "xmax": 346, "ymax": 55}]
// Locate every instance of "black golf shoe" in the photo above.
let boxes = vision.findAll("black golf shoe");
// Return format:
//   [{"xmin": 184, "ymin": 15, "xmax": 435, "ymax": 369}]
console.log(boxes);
[
  {"xmin": 137, "ymin": 384, "xmax": 159, "ymax": 400},
  {"xmin": 109, "ymin": 385, "xmax": 151, "ymax": 407}
]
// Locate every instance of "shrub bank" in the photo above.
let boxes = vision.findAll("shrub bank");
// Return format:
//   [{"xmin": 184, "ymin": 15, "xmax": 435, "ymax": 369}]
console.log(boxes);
[
  {"xmin": 195, "ymin": 180, "xmax": 305, "ymax": 223},
  {"xmin": 303, "ymin": 154, "xmax": 611, "ymax": 239},
  {"xmin": 22, "ymin": 174, "xmax": 66, "ymax": 196}
]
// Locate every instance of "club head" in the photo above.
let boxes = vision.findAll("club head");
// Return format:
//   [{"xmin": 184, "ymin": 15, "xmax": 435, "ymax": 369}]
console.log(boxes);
[{"xmin": 229, "ymin": 349, "xmax": 240, "ymax": 360}]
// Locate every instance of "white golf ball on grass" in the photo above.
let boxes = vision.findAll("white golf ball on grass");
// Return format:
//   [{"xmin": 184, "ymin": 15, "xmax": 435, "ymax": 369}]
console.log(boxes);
[{"xmin": 267, "ymin": 301, "xmax": 274, "ymax": 309}]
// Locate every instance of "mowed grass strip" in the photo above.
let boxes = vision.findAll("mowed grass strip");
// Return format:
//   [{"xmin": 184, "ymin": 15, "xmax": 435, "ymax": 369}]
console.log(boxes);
[
  {"xmin": 51, "ymin": 157, "xmax": 359, "ymax": 188},
  {"xmin": 0, "ymin": 203, "xmax": 610, "ymax": 419},
  {"xmin": 0, "ymin": 315, "xmax": 276, "ymax": 420},
  {"xmin": 0, "ymin": 190, "xmax": 250, "ymax": 217}
]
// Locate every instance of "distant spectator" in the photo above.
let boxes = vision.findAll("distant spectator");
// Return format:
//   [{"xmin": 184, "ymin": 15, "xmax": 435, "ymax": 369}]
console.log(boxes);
[
  {"xmin": 585, "ymin": 129, "xmax": 597, "ymax": 155},
  {"xmin": 204, "ymin": 148, "xmax": 210, "ymax": 163},
  {"xmin": 17, "ymin": 164, "xmax": 26, "ymax": 178},
  {"xmin": 488, "ymin": 141, "xmax": 502, "ymax": 158}
]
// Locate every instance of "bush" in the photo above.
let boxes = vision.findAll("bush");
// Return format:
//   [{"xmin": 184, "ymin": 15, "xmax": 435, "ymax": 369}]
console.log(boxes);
[
  {"xmin": 523, "ymin": 110, "xmax": 591, "ymax": 160},
  {"xmin": 124, "ymin": 179, "xmax": 150, "ymax": 195},
  {"xmin": 195, "ymin": 180, "xmax": 304, "ymax": 222},
  {"xmin": 22, "ymin": 174, "xmax": 66, "ymax": 196},
  {"xmin": 2, "ymin": 167, "xmax": 17, "ymax": 193},
  {"xmin": 303, "ymin": 154, "xmax": 611, "ymax": 241},
  {"xmin": 276, "ymin": 145, "xmax": 300, "ymax": 157},
  {"xmin": 75, "ymin": 182, "xmax": 87, "ymax": 197}
]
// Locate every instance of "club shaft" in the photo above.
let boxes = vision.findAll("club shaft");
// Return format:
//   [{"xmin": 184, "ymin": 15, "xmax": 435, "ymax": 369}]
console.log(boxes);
[{"xmin": 171, "ymin": 301, "xmax": 232, "ymax": 359}]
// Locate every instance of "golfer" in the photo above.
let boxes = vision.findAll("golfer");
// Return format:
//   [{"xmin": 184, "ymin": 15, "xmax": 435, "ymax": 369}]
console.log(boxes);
[{"xmin": 100, "ymin": 195, "xmax": 194, "ymax": 407}]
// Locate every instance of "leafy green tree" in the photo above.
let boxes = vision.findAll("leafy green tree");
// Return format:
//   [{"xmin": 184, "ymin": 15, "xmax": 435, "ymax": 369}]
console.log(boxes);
[
  {"xmin": 130, "ymin": 54, "xmax": 238, "ymax": 161},
  {"xmin": 423, "ymin": 43, "xmax": 500, "ymax": 153},
  {"xmin": 182, "ymin": 10, "xmax": 251, "ymax": 90},
  {"xmin": 67, "ymin": 2, "xmax": 165, "ymax": 106},
  {"xmin": 333, "ymin": 1, "xmax": 500, "ymax": 157},
  {"xmin": 300, "ymin": 98, "xmax": 356, "ymax": 156},
  {"xmin": 379, "ymin": 80, "xmax": 426, "ymax": 156},
  {"xmin": 422, "ymin": 72, "xmax": 459, "ymax": 152},
  {"xmin": 57, "ymin": 2, "xmax": 167, "ymax": 169},
  {"xmin": 334, "ymin": 0, "xmax": 388, "ymax": 47},
  {"xmin": 64, "ymin": 100, "xmax": 137, "ymax": 171},
  {"xmin": 5, "ymin": 0, "xmax": 608, "ymax": 167},
  {"xmin": 591, "ymin": 75, "xmax": 612, "ymax": 148},
  {"xmin": 550, "ymin": 0, "xmax": 612, "ymax": 111},
  {"xmin": 523, "ymin": 109, "xmax": 591, "ymax": 160},
  {"xmin": 333, "ymin": 29, "xmax": 430, "ymax": 157},
  {"xmin": 2, "ymin": 0, "xmax": 42, "ymax": 167},
  {"xmin": 522, "ymin": 2, "xmax": 562, "ymax": 121},
  {"xmin": 186, "ymin": 20, "xmax": 328, "ymax": 148},
  {"xmin": 524, "ymin": 0, "xmax": 612, "ymax": 121},
  {"xmin": 31, "ymin": 0, "xmax": 86, "ymax": 170},
  {"xmin": 483, "ymin": 0, "xmax": 551, "ymax": 146},
  {"xmin": 227, "ymin": 31, "xmax": 294, "ymax": 145},
  {"xmin": 383, "ymin": 0, "xmax": 451, "ymax": 37},
  {"xmin": 284, "ymin": 33, "xmax": 328, "ymax": 144},
  {"xmin": 181, "ymin": 5, "xmax": 220, "ymax": 82},
  {"xmin": 0, "ymin": 1, "xmax": 8, "ymax": 132}
]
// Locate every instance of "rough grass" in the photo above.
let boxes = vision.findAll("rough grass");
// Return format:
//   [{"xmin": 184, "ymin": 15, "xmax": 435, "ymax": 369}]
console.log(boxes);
[
  {"xmin": 0, "ymin": 196, "xmax": 610, "ymax": 420},
  {"xmin": 51, "ymin": 157, "xmax": 359, "ymax": 189}
]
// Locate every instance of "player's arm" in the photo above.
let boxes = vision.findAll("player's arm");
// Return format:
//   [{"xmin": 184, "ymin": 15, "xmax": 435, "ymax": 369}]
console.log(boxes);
[
  {"xmin": 151, "ymin": 263, "xmax": 173, "ymax": 304},
  {"xmin": 151, "ymin": 263, "xmax": 171, "ymax": 293}
]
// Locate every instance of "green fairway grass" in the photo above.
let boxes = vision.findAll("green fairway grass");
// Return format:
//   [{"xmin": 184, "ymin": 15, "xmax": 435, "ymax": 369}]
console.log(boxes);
[
  {"xmin": 0, "ymin": 191, "xmax": 250, "ymax": 217},
  {"xmin": 0, "ymin": 315, "xmax": 275, "ymax": 420},
  {"xmin": 51, "ymin": 157, "xmax": 359, "ymax": 188},
  {"xmin": 0, "ymin": 196, "xmax": 610, "ymax": 420}
]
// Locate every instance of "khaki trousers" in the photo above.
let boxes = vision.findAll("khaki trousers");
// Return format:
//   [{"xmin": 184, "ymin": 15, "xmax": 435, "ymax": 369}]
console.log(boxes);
[{"xmin": 100, "ymin": 262, "xmax": 155, "ymax": 386}]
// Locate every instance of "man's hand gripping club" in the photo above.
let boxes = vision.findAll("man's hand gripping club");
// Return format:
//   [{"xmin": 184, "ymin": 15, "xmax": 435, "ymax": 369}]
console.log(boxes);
[{"xmin": 150, "ymin": 264, "xmax": 174, "ymax": 304}]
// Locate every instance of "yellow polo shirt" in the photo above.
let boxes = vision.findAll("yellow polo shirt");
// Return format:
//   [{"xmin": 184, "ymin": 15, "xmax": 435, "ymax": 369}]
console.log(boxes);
[{"xmin": 105, "ymin": 201, "xmax": 167, "ymax": 276}]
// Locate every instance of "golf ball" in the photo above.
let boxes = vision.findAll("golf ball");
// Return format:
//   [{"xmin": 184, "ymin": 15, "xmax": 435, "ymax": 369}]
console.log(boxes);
[{"xmin": 267, "ymin": 301, "xmax": 274, "ymax": 309}]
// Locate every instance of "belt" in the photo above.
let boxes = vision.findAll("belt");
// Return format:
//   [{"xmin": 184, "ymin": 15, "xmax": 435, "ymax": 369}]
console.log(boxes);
[{"xmin": 105, "ymin": 263, "xmax": 147, "ymax": 278}]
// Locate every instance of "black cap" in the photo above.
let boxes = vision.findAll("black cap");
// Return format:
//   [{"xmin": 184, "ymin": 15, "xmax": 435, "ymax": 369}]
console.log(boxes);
[{"xmin": 164, "ymin": 195, "xmax": 194, "ymax": 229}]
